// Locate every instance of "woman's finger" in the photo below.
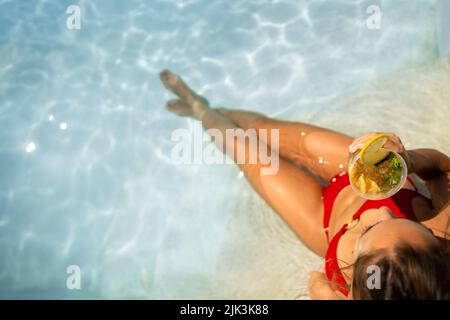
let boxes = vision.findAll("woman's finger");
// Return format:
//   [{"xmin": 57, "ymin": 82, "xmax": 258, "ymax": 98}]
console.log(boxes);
[
  {"xmin": 348, "ymin": 132, "xmax": 378, "ymax": 153},
  {"xmin": 349, "ymin": 132, "xmax": 405, "ymax": 155}
]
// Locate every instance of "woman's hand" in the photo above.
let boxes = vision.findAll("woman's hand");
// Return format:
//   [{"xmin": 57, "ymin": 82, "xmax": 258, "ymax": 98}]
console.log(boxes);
[
  {"xmin": 308, "ymin": 271, "xmax": 342, "ymax": 300},
  {"xmin": 348, "ymin": 132, "xmax": 411, "ymax": 170}
]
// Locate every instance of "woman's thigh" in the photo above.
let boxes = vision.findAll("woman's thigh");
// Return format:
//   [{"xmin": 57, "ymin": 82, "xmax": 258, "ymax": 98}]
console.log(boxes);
[
  {"xmin": 239, "ymin": 149, "xmax": 328, "ymax": 257},
  {"xmin": 251, "ymin": 118, "xmax": 354, "ymax": 182},
  {"xmin": 218, "ymin": 109, "xmax": 354, "ymax": 182}
]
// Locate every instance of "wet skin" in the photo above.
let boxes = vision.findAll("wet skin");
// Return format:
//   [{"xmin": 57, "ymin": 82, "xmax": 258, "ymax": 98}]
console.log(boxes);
[{"xmin": 159, "ymin": 69, "xmax": 450, "ymax": 299}]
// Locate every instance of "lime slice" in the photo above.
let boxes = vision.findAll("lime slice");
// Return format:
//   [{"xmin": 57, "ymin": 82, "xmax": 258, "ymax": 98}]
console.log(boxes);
[{"xmin": 360, "ymin": 134, "xmax": 390, "ymax": 165}]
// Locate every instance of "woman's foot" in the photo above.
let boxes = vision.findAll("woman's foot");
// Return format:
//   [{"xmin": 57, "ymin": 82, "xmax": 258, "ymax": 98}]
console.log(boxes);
[
  {"xmin": 159, "ymin": 69, "xmax": 210, "ymax": 119},
  {"xmin": 166, "ymin": 99, "xmax": 195, "ymax": 117}
]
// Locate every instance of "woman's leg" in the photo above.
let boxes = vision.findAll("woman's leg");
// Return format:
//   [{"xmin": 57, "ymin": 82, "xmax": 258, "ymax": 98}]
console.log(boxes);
[
  {"xmin": 217, "ymin": 108, "xmax": 354, "ymax": 182},
  {"xmin": 160, "ymin": 70, "xmax": 328, "ymax": 256}
]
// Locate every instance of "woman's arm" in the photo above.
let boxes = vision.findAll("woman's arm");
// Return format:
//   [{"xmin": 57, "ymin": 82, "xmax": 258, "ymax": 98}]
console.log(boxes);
[
  {"xmin": 406, "ymin": 149, "xmax": 450, "ymax": 181},
  {"xmin": 408, "ymin": 149, "xmax": 449, "ymax": 225}
]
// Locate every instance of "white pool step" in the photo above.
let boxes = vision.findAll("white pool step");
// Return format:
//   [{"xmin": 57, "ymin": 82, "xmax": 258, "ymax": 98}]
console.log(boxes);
[{"xmin": 437, "ymin": 0, "xmax": 450, "ymax": 57}]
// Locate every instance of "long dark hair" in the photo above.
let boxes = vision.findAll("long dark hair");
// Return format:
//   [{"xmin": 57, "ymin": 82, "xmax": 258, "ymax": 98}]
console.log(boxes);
[{"xmin": 351, "ymin": 241, "xmax": 450, "ymax": 299}]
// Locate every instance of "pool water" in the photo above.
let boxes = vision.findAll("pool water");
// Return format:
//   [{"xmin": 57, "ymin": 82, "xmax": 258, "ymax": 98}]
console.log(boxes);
[{"xmin": 0, "ymin": 0, "xmax": 448, "ymax": 299}]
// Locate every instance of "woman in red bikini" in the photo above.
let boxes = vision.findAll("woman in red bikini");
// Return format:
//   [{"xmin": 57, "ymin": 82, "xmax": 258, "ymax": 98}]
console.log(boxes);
[{"xmin": 159, "ymin": 69, "xmax": 450, "ymax": 300}]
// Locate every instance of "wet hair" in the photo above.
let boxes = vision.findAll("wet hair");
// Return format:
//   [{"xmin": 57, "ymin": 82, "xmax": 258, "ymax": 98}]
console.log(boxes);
[{"xmin": 351, "ymin": 241, "xmax": 450, "ymax": 300}]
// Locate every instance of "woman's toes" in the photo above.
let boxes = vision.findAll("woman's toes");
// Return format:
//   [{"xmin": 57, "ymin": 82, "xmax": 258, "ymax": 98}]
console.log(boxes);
[
  {"xmin": 159, "ymin": 69, "xmax": 169, "ymax": 79},
  {"xmin": 159, "ymin": 69, "xmax": 180, "ymax": 89},
  {"xmin": 159, "ymin": 69, "xmax": 173, "ymax": 81},
  {"xmin": 159, "ymin": 69, "xmax": 170, "ymax": 85},
  {"xmin": 166, "ymin": 99, "xmax": 193, "ymax": 117}
]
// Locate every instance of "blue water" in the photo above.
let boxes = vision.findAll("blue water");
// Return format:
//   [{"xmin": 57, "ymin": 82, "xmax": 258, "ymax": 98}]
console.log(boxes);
[{"xmin": 0, "ymin": 0, "xmax": 447, "ymax": 299}]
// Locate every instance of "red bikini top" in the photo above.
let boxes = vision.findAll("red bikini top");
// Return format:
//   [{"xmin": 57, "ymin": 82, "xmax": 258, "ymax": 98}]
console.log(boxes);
[{"xmin": 324, "ymin": 174, "xmax": 419, "ymax": 297}]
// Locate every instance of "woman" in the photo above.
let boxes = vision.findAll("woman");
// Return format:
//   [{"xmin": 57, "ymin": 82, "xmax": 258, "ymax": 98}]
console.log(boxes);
[{"xmin": 159, "ymin": 69, "xmax": 450, "ymax": 300}]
